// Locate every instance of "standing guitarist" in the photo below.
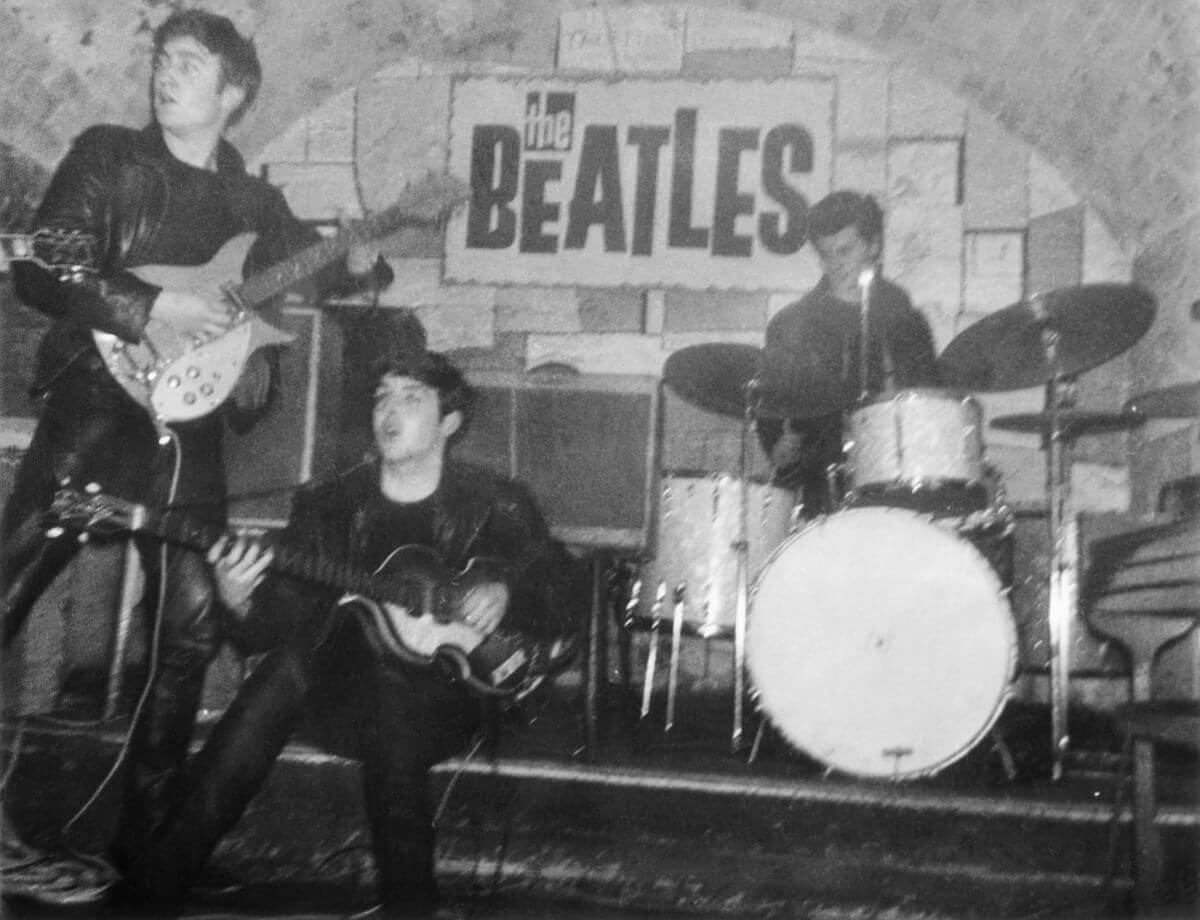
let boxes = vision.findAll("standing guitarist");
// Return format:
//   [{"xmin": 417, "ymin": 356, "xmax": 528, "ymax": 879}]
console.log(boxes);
[
  {"xmin": 114, "ymin": 350, "xmax": 581, "ymax": 917},
  {"xmin": 1, "ymin": 7, "xmax": 390, "ymax": 889}
]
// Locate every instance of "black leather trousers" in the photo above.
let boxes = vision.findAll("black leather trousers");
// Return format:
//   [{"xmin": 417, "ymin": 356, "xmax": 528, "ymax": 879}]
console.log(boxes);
[
  {"xmin": 2, "ymin": 357, "xmax": 225, "ymax": 867},
  {"xmin": 124, "ymin": 622, "xmax": 484, "ymax": 914}
]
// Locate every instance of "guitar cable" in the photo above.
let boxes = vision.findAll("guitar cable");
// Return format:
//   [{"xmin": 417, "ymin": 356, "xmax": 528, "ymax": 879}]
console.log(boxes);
[{"xmin": 2, "ymin": 428, "xmax": 189, "ymax": 907}]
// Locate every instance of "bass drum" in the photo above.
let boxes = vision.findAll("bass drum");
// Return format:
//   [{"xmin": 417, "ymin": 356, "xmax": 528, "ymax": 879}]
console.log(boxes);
[{"xmin": 747, "ymin": 506, "xmax": 1016, "ymax": 780}]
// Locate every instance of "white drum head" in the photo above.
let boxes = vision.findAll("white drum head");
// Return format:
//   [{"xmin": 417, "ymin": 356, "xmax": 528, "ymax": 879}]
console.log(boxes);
[{"xmin": 747, "ymin": 507, "xmax": 1016, "ymax": 780}]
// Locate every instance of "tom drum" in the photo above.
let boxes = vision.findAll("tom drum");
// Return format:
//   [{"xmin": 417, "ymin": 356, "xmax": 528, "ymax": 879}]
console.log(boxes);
[
  {"xmin": 639, "ymin": 472, "xmax": 796, "ymax": 638},
  {"xmin": 845, "ymin": 389, "xmax": 985, "ymax": 505}
]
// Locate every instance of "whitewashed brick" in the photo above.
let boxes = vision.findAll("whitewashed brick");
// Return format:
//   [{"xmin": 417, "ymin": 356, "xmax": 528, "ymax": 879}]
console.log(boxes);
[
  {"xmin": 255, "ymin": 117, "xmax": 308, "ymax": 166},
  {"xmin": 661, "ymin": 329, "xmax": 764, "ymax": 352},
  {"xmin": 887, "ymin": 139, "xmax": 959, "ymax": 206},
  {"xmin": 375, "ymin": 257, "xmax": 495, "ymax": 309},
  {"xmin": 495, "ymin": 287, "xmax": 581, "ymax": 333},
  {"xmin": 1029, "ymin": 150, "xmax": 1079, "ymax": 218},
  {"xmin": 889, "ymin": 65, "xmax": 967, "ymax": 138},
  {"xmin": 414, "ymin": 301, "xmax": 496, "ymax": 352},
  {"xmin": 1082, "ymin": 208, "xmax": 1133, "ymax": 282},
  {"xmin": 767, "ymin": 291, "xmax": 805, "ymax": 320},
  {"xmin": 792, "ymin": 28, "xmax": 887, "ymax": 62},
  {"xmin": 963, "ymin": 231, "xmax": 1024, "ymax": 314},
  {"xmin": 526, "ymin": 333, "xmax": 666, "ymax": 376},
  {"xmin": 374, "ymin": 59, "xmax": 422, "ymax": 80},
  {"xmin": 267, "ymin": 162, "xmax": 362, "ymax": 221},
  {"xmin": 643, "ymin": 290, "xmax": 666, "ymax": 334},
  {"xmin": 356, "ymin": 74, "xmax": 451, "ymax": 214},
  {"xmin": 827, "ymin": 61, "xmax": 890, "ymax": 142},
  {"xmin": 557, "ymin": 7, "xmax": 686, "ymax": 73},
  {"xmin": 963, "ymin": 113, "xmax": 1030, "ymax": 229},
  {"xmin": 834, "ymin": 142, "xmax": 887, "ymax": 200},
  {"xmin": 1073, "ymin": 461, "xmax": 1131, "ymax": 512},
  {"xmin": 685, "ymin": 8, "xmax": 793, "ymax": 52},
  {"xmin": 306, "ymin": 89, "xmax": 356, "ymax": 162},
  {"xmin": 984, "ymin": 444, "xmax": 1044, "ymax": 508},
  {"xmin": 884, "ymin": 203, "xmax": 963, "ymax": 326}
]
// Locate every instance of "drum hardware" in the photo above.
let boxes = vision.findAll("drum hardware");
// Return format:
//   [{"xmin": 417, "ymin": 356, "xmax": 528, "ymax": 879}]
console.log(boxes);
[
  {"xmin": 1123, "ymin": 380, "xmax": 1200, "ymax": 419},
  {"xmin": 655, "ymin": 345, "xmax": 810, "ymax": 752},
  {"xmin": 939, "ymin": 283, "xmax": 1159, "ymax": 780},
  {"xmin": 639, "ymin": 581, "xmax": 664, "ymax": 720}
]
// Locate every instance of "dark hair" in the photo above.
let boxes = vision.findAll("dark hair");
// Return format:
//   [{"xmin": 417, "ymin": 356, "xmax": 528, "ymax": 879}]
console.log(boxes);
[
  {"xmin": 808, "ymin": 190, "xmax": 884, "ymax": 245},
  {"xmin": 153, "ymin": 9, "xmax": 261, "ymax": 126},
  {"xmin": 371, "ymin": 350, "xmax": 474, "ymax": 430}
]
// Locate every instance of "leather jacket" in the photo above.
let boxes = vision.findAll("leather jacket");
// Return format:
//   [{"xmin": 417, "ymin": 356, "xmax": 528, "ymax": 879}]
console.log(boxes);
[
  {"xmin": 12, "ymin": 123, "xmax": 337, "ymax": 399},
  {"xmin": 231, "ymin": 458, "xmax": 584, "ymax": 660}
]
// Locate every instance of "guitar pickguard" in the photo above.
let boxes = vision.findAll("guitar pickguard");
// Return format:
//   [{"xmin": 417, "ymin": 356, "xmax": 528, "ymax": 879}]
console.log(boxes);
[{"xmin": 93, "ymin": 233, "xmax": 295, "ymax": 424}]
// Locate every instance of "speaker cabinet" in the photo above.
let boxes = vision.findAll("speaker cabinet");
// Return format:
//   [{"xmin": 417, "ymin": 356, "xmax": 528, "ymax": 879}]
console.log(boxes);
[
  {"xmin": 225, "ymin": 306, "xmax": 343, "ymax": 527},
  {"xmin": 454, "ymin": 371, "xmax": 661, "ymax": 552}
]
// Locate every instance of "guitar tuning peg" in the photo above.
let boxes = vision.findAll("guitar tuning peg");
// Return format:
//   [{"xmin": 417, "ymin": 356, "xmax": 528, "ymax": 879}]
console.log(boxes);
[
  {"xmin": 46, "ymin": 526, "xmax": 65, "ymax": 539},
  {"xmin": 84, "ymin": 482, "xmax": 102, "ymax": 494},
  {"xmin": 77, "ymin": 531, "xmax": 90, "ymax": 544}
]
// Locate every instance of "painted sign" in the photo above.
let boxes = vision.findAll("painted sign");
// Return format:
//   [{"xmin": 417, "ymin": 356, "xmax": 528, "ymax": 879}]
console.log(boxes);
[{"xmin": 444, "ymin": 76, "xmax": 834, "ymax": 290}]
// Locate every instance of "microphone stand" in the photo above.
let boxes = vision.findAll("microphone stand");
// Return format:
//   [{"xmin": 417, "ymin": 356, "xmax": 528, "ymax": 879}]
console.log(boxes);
[{"xmin": 857, "ymin": 268, "xmax": 876, "ymax": 404}]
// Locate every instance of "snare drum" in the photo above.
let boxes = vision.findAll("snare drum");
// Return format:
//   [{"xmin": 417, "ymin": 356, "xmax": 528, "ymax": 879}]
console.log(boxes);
[
  {"xmin": 845, "ymin": 388, "xmax": 984, "ymax": 500},
  {"xmin": 747, "ymin": 506, "xmax": 1016, "ymax": 780},
  {"xmin": 639, "ymin": 472, "xmax": 796, "ymax": 638}
]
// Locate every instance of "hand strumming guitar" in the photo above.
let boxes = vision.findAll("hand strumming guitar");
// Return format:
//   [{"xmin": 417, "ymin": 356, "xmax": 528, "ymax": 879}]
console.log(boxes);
[
  {"xmin": 458, "ymin": 581, "xmax": 509, "ymax": 637},
  {"xmin": 151, "ymin": 288, "xmax": 233, "ymax": 341}
]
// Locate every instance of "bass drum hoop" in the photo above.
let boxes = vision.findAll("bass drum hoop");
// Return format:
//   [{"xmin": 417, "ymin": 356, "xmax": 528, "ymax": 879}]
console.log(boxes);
[{"xmin": 747, "ymin": 506, "xmax": 1017, "ymax": 780}]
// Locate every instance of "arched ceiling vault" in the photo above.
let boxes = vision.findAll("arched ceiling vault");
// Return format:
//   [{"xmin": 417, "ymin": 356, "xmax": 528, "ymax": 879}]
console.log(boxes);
[{"xmin": 1, "ymin": 0, "xmax": 1196, "ymax": 256}]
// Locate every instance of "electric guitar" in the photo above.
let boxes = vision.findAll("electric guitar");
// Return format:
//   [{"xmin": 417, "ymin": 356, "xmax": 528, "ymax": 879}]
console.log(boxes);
[
  {"xmin": 1, "ymin": 173, "xmax": 468, "ymax": 424},
  {"xmin": 50, "ymin": 488, "xmax": 569, "ymax": 699}
]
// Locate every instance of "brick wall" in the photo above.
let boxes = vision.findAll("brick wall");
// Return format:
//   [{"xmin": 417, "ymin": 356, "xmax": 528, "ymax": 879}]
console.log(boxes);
[{"xmin": 249, "ymin": 5, "xmax": 1139, "ymax": 512}]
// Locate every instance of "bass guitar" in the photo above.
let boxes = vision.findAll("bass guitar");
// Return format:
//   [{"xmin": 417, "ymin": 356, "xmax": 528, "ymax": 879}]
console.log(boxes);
[
  {"xmin": 1, "ymin": 173, "xmax": 468, "ymax": 424},
  {"xmin": 50, "ymin": 488, "xmax": 566, "ymax": 699}
]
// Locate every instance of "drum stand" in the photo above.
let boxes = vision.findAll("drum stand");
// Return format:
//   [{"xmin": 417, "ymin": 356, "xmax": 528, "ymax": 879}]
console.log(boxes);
[{"xmin": 1039, "ymin": 331, "xmax": 1081, "ymax": 782}]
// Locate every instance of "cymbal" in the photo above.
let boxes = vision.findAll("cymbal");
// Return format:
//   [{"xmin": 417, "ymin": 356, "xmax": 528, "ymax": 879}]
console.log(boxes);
[
  {"xmin": 662, "ymin": 343, "xmax": 854, "ymax": 419},
  {"xmin": 990, "ymin": 409, "xmax": 1145, "ymax": 439},
  {"xmin": 1125, "ymin": 381, "xmax": 1200, "ymax": 419},
  {"xmin": 662, "ymin": 343, "xmax": 763, "ymax": 417},
  {"xmin": 937, "ymin": 284, "xmax": 1156, "ymax": 391}
]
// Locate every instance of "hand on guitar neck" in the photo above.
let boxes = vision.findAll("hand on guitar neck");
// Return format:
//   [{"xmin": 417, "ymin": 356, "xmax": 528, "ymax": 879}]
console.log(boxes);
[{"xmin": 208, "ymin": 531, "xmax": 510, "ymax": 638}]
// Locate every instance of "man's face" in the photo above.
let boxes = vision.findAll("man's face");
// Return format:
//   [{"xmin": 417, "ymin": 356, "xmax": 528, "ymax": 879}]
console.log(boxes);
[
  {"xmin": 371, "ymin": 374, "xmax": 459, "ymax": 465},
  {"xmin": 813, "ymin": 224, "xmax": 882, "ymax": 303},
  {"xmin": 152, "ymin": 36, "xmax": 242, "ymax": 137}
]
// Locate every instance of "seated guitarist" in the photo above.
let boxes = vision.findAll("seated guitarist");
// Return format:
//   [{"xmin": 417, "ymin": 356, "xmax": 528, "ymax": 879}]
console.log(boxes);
[
  {"xmin": 113, "ymin": 350, "xmax": 583, "ymax": 917},
  {"xmin": 1, "ymin": 6, "xmax": 394, "ymax": 895}
]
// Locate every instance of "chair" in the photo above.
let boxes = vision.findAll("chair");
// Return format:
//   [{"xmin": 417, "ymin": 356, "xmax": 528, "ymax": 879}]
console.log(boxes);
[{"xmin": 1084, "ymin": 515, "xmax": 1200, "ymax": 914}]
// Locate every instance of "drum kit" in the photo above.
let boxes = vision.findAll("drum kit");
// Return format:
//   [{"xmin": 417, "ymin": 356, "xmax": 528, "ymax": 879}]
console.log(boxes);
[{"xmin": 644, "ymin": 281, "xmax": 1176, "ymax": 781}]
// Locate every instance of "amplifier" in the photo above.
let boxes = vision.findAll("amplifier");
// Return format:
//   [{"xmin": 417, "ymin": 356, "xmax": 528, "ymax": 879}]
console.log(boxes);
[{"xmin": 455, "ymin": 370, "xmax": 661, "ymax": 552}]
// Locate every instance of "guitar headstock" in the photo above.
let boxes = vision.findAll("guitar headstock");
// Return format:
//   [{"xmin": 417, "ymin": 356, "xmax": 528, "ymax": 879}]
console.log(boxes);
[
  {"xmin": 364, "ymin": 173, "xmax": 472, "ymax": 236},
  {"xmin": 1, "ymin": 229, "xmax": 98, "ymax": 276},
  {"xmin": 50, "ymin": 488, "xmax": 135, "ymax": 537}
]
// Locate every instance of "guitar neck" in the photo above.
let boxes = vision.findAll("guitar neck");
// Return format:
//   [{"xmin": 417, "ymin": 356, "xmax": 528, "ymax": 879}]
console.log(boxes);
[
  {"xmin": 132, "ymin": 504, "xmax": 384, "ymax": 599},
  {"xmin": 234, "ymin": 232, "xmax": 352, "ymax": 309},
  {"xmin": 231, "ymin": 196, "xmax": 445, "ymax": 310}
]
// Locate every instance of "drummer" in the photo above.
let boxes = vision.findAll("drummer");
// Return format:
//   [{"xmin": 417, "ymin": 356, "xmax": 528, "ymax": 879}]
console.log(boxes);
[{"xmin": 757, "ymin": 190, "xmax": 939, "ymax": 516}]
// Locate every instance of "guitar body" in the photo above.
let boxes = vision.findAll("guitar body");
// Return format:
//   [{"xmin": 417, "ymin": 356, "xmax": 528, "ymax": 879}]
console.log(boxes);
[
  {"xmin": 92, "ymin": 233, "xmax": 295, "ymax": 423},
  {"xmin": 339, "ymin": 545, "xmax": 547, "ymax": 698}
]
